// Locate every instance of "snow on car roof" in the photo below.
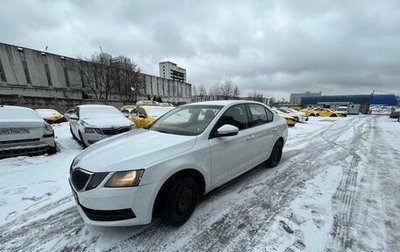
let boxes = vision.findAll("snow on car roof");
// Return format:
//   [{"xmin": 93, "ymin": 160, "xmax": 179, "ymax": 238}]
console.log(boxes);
[
  {"xmin": 189, "ymin": 100, "xmax": 263, "ymax": 106},
  {"xmin": 78, "ymin": 104, "xmax": 117, "ymax": 108},
  {"xmin": 0, "ymin": 105, "xmax": 43, "ymax": 120},
  {"xmin": 35, "ymin": 109, "xmax": 61, "ymax": 116}
]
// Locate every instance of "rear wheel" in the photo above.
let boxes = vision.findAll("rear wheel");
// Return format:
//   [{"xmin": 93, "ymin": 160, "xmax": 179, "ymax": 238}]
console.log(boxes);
[
  {"xmin": 162, "ymin": 177, "xmax": 199, "ymax": 226},
  {"xmin": 330, "ymin": 114, "xmax": 337, "ymax": 117},
  {"xmin": 266, "ymin": 140, "xmax": 283, "ymax": 167},
  {"xmin": 310, "ymin": 113, "xmax": 315, "ymax": 117},
  {"xmin": 316, "ymin": 113, "xmax": 320, "ymax": 117}
]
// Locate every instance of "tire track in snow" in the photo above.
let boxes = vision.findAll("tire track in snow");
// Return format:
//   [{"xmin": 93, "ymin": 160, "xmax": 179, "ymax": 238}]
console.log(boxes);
[
  {"xmin": 323, "ymin": 117, "xmax": 373, "ymax": 251},
  {"xmin": 344, "ymin": 117, "xmax": 400, "ymax": 251},
  {"xmin": 327, "ymin": 116, "xmax": 400, "ymax": 251}
]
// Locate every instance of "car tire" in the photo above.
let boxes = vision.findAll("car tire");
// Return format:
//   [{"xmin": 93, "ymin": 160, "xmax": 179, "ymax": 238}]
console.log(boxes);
[
  {"xmin": 316, "ymin": 113, "xmax": 320, "ymax": 117},
  {"xmin": 330, "ymin": 114, "xmax": 337, "ymax": 117},
  {"xmin": 70, "ymin": 127, "xmax": 78, "ymax": 140},
  {"xmin": 266, "ymin": 140, "xmax": 283, "ymax": 168},
  {"xmin": 162, "ymin": 177, "xmax": 199, "ymax": 226},
  {"xmin": 47, "ymin": 146, "xmax": 57, "ymax": 155},
  {"xmin": 78, "ymin": 131, "xmax": 88, "ymax": 148},
  {"xmin": 310, "ymin": 113, "xmax": 315, "ymax": 117}
]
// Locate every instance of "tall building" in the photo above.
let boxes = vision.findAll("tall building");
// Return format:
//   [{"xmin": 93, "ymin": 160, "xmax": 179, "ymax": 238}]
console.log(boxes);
[
  {"xmin": 290, "ymin": 91, "xmax": 322, "ymax": 105},
  {"xmin": 159, "ymin": 61, "xmax": 186, "ymax": 82}
]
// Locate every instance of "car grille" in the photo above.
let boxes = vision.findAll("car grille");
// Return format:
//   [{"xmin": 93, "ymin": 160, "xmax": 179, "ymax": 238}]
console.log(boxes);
[
  {"xmin": 71, "ymin": 168, "xmax": 92, "ymax": 191},
  {"xmin": 101, "ymin": 127, "xmax": 130, "ymax": 135},
  {"xmin": 0, "ymin": 138, "xmax": 40, "ymax": 145}
]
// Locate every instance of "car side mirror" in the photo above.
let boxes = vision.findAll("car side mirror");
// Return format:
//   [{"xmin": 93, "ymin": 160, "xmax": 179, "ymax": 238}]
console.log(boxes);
[
  {"xmin": 69, "ymin": 114, "xmax": 78, "ymax": 120},
  {"xmin": 216, "ymin": 124, "xmax": 239, "ymax": 137}
]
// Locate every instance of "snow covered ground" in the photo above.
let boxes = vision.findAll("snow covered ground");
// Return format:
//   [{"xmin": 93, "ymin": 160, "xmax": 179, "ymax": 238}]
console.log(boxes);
[{"xmin": 0, "ymin": 116, "xmax": 399, "ymax": 251}]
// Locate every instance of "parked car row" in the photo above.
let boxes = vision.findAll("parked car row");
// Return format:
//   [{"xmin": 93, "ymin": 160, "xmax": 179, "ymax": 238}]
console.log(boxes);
[{"xmin": 302, "ymin": 107, "xmax": 346, "ymax": 117}]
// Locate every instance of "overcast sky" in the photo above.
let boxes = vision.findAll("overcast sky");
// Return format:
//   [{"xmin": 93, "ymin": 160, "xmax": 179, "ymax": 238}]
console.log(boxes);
[{"xmin": 1, "ymin": 0, "xmax": 400, "ymax": 99}]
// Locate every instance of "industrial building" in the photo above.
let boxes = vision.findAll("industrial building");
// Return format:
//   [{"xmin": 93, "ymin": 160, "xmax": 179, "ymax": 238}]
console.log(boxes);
[
  {"xmin": 290, "ymin": 91, "xmax": 322, "ymax": 105},
  {"xmin": 0, "ymin": 42, "xmax": 192, "ymax": 108},
  {"xmin": 159, "ymin": 61, "xmax": 186, "ymax": 82},
  {"xmin": 301, "ymin": 94, "xmax": 398, "ymax": 114}
]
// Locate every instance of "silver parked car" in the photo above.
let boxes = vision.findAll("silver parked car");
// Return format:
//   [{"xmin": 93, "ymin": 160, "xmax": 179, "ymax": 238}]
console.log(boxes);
[
  {"xmin": 69, "ymin": 100, "xmax": 288, "ymax": 227},
  {"xmin": 0, "ymin": 105, "xmax": 56, "ymax": 158},
  {"xmin": 69, "ymin": 105, "xmax": 134, "ymax": 147}
]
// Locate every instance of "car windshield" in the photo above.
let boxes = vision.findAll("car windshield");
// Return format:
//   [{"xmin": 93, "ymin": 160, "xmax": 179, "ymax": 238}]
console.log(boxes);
[
  {"xmin": 80, "ymin": 106, "xmax": 122, "ymax": 119},
  {"xmin": 149, "ymin": 105, "xmax": 223, "ymax": 136},
  {"xmin": 145, "ymin": 107, "xmax": 174, "ymax": 118}
]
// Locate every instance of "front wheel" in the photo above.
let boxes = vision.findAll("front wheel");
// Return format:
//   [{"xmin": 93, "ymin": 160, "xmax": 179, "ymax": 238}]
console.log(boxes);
[
  {"xmin": 162, "ymin": 177, "xmax": 199, "ymax": 226},
  {"xmin": 266, "ymin": 140, "xmax": 283, "ymax": 167}
]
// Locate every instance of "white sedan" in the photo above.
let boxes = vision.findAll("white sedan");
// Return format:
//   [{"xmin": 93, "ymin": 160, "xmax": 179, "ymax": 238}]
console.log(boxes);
[
  {"xmin": 69, "ymin": 105, "xmax": 134, "ymax": 147},
  {"xmin": 0, "ymin": 105, "xmax": 56, "ymax": 158},
  {"xmin": 69, "ymin": 101, "xmax": 288, "ymax": 227}
]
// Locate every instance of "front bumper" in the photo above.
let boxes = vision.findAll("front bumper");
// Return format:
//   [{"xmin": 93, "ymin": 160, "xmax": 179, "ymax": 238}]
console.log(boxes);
[{"xmin": 69, "ymin": 178, "xmax": 158, "ymax": 226}]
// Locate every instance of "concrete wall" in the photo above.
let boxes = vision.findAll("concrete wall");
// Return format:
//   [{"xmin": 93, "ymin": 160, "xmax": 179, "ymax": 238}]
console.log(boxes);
[
  {"xmin": 0, "ymin": 43, "xmax": 192, "ymax": 104},
  {"xmin": 0, "ymin": 94, "xmax": 125, "ymax": 113}
]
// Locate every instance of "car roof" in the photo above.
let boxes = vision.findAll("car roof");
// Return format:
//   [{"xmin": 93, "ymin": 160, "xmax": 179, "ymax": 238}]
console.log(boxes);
[
  {"xmin": 139, "ymin": 105, "xmax": 174, "ymax": 109},
  {"xmin": 188, "ymin": 100, "xmax": 265, "ymax": 106},
  {"xmin": 77, "ymin": 104, "xmax": 115, "ymax": 109},
  {"xmin": 0, "ymin": 105, "xmax": 42, "ymax": 120},
  {"xmin": 1, "ymin": 105, "xmax": 35, "ymax": 112}
]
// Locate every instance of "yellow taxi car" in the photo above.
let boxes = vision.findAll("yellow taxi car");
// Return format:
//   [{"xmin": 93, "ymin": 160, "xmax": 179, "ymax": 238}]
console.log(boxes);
[
  {"xmin": 271, "ymin": 108, "xmax": 296, "ymax": 127},
  {"xmin": 303, "ymin": 108, "xmax": 340, "ymax": 117},
  {"xmin": 35, "ymin": 109, "xmax": 65, "ymax": 123},
  {"xmin": 130, "ymin": 105, "xmax": 175, "ymax": 128}
]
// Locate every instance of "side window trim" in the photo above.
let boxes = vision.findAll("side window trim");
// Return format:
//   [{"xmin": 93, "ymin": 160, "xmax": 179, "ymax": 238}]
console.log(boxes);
[
  {"xmin": 246, "ymin": 103, "xmax": 270, "ymax": 128},
  {"xmin": 209, "ymin": 103, "xmax": 248, "ymax": 139}
]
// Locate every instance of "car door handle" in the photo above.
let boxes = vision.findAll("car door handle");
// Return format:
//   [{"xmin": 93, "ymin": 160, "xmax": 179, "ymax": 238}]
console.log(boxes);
[{"xmin": 246, "ymin": 135, "xmax": 255, "ymax": 141}]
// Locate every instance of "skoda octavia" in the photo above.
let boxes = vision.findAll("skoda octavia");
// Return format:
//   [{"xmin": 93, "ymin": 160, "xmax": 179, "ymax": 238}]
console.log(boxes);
[{"xmin": 69, "ymin": 100, "xmax": 288, "ymax": 226}]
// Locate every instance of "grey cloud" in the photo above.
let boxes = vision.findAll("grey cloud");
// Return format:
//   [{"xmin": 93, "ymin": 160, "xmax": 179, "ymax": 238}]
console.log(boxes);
[{"xmin": 1, "ymin": 0, "xmax": 400, "ymax": 99}]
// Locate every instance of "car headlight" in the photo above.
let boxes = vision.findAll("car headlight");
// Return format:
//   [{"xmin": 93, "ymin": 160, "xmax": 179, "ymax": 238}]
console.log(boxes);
[
  {"xmin": 84, "ymin": 128, "xmax": 103, "ymax": 134},
  {"xmin": 105, "ymin": 170, "xmax": 144, "ymax": 187}
]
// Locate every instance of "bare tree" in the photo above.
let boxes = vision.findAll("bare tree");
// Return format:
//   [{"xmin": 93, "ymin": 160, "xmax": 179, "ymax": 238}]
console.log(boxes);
[
  {"xmin": 117, "ymin": 62, "xmax": 144, "ymax": 102},
  {"xmin": 248, "ymin": 90, "xmax": 265, "ymax": 102},
  {"xmin": 209, "ymin": 81, "xmax": 222, "ymax": 97},
  {"xmin": 78, "ymin": 53, "xmax": 142, "ymax": 101},
  {"xmin": 198, "ymin": 84, "xmax": 207, "ymax": 97},
  {"xmin": 233, "ymin": 85, "xmax": 240, "ymax": 98},
  {"xmin": 221, "ymin": 78, "xmax": 234, "ymax": 99},
  {"xmin": 192, "ymin": 84, "xmax": 198, "ymax": 96}
]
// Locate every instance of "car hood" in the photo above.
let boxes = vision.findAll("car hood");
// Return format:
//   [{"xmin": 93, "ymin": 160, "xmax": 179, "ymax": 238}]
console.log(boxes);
[
  {"xmin": 74, "ymin": 129, "xmax": 197, "ymax": 172},
  {"xmin": 82, "ymin": 117, "xmax": 132, "ymax": 128}
]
